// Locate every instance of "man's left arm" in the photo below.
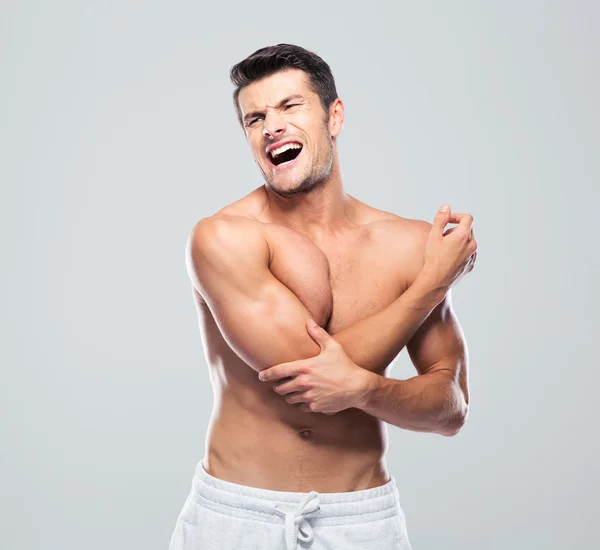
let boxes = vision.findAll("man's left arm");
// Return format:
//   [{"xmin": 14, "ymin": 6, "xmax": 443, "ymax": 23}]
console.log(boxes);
[
  {"xmin": 259, "ymin": 209, "xmax": 475, "ymax": 431},
  {"xmin": 357, "ymin": 288, "xmax": 469, "ymax": 437}
]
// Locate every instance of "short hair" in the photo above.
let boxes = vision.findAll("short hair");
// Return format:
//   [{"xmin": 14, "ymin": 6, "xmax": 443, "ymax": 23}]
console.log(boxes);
[{"xmin": 230, "ymin": 43, "xmax": 339, "ymax": 127}]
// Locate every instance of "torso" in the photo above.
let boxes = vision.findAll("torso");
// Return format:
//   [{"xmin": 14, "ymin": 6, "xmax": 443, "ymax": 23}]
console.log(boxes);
[{"xmin": 193, "ymin": 185, "xmax": 427, "ymax": 492}]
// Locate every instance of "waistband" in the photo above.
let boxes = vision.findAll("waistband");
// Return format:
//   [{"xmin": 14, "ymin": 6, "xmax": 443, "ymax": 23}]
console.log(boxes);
[{"xmin": 191, "ymin": 461, "xmax": 400, "ymax": 527}]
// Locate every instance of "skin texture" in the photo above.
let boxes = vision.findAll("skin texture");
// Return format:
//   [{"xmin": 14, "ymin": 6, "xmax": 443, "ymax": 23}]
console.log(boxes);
[{"xmin": 185, "ymin": 69, "xmax": 477, "ymax": 492}]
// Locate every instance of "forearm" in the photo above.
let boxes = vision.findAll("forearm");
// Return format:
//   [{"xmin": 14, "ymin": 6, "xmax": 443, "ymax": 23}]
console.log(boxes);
[
  {"xmin": 331, "ymin": 274, "xmax": 446, "ymax": 373},
  {"xmin": 357, "ymin": 369, "xmax": 468, "ymax": 436}
]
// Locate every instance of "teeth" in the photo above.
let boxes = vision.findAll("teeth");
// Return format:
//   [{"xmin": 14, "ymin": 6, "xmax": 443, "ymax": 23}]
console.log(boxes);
[{"xmin": 270, "ymin": 143, "xmax": 302, "ymax": 158}]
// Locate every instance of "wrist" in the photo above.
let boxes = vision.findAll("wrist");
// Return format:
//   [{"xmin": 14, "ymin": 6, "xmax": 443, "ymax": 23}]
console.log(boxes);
[
  {"xmin": 412, "ymin": 271, "xmax": 448, "ymax": 307},
  {"xmin": 354, "ymin": 369, "xmax": 383, "ymax": 410}
]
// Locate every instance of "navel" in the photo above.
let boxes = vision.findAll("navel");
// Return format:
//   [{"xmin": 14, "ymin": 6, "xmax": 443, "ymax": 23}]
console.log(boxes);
[{"xmin": 299, "ymin": 429, "xmax": 314, "ymax": 440}]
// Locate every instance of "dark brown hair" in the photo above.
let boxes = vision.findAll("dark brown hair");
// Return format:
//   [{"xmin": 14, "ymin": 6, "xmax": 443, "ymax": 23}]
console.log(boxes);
[{"xmin": 230, "ymin": 43, "xmax": 338, "ymax": 127}]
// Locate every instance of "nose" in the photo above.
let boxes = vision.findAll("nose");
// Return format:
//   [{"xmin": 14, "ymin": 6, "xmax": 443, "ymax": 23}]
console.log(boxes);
[{"xmin": 263, "ymin": 110, "xmax": 286, "ymax": 140}]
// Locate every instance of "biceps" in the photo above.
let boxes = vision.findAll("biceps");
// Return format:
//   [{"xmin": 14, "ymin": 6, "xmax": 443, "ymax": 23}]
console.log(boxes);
[
  {"xmin": 406, "ymin": 290, "xmax": 468, "ymax": 386},
  {"xmin": 186, "ymin": 221, "xmax": 321, "ymax": 372},
  {"xmin": 215, "ymin": 272, "xmax": 326, "ymax": 371}
]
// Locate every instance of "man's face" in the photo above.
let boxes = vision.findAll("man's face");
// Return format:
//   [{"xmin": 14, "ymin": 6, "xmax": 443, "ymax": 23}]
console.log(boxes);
[{"xmin": 238, "ymin": 69, "xmax": 338, "ymax": 195}]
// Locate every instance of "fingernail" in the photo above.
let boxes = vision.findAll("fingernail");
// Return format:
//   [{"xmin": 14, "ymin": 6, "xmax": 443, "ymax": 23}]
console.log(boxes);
[{"xmin": 440, "ymin": 204, "xmax": 449, "ymax": 212}]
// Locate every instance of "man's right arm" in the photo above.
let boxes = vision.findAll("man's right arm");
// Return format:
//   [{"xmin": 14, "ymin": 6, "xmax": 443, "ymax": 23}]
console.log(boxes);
[{"xmin": 186, "ymin": 216, "xmax": 322, "ymax": 373}]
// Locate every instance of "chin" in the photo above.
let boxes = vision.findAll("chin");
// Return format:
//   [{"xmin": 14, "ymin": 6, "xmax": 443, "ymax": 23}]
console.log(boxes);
[
  {"xmin": 263, "ymin": 160, "xmax": 330, "ymax": 196},
  {"xmin": 267, "ymin": 180, "xmax": 304, "ymax": 195},
  {"xmin": 265, "ymin": 171, "xmax": 308, "ymax": 195}
]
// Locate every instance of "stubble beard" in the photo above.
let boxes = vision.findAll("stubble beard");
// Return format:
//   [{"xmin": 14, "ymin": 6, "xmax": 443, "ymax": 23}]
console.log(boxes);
[{"xmin": 260, "ymin": 136, "xmax": 334, "ymax": 197}]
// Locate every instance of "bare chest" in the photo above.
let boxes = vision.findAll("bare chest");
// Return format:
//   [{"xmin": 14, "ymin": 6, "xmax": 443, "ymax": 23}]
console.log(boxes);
[{"xmin": 265, "ymin": 223, "xmax": 408, "ymax": 335}]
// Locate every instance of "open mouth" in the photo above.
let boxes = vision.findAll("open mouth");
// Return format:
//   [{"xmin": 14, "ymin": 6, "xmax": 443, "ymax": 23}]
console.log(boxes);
[{"xmin": 268, "ymin": 143, "xmax": 303, "ymax": 167}]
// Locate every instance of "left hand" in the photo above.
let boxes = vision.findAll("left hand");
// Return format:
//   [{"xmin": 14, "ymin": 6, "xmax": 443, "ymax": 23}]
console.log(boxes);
[{"xmin": 258, "ymin": 319, "xmax": 372, "ymax": 415}]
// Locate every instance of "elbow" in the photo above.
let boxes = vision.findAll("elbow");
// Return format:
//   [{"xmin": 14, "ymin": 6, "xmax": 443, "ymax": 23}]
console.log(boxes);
[
  {"xmin": 441, "ymin": 407, "xmax": 468, "ymax": 437},
  {"xmin": 440, "ymin": 399, "xmax": 469, "ymax": 437},
  {"xmin": 440, "ymin": 381, "xmax": 469, "ymax": 437}
]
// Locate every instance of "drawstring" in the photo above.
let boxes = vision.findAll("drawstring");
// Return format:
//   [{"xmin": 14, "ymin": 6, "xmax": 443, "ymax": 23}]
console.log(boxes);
[{"xmin": 273, "ymin": 491, "xmax": 321, "ymax": 550}]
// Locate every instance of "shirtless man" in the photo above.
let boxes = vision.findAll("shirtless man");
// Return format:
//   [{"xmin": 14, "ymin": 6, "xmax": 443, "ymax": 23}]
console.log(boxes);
[{"xmin": 168, "ymin": 43, "xmax": 477, "ymax": 550}]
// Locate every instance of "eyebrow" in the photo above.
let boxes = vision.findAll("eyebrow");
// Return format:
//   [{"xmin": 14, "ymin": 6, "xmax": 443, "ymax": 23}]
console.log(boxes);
[{"xmin": 243, "ymin": 94, "xmax": 305, "ymax": 123}]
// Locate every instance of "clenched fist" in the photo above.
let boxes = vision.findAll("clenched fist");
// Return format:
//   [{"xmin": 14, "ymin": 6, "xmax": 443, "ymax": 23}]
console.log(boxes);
[{"xmin": 421, "ymin": 204, "xmax": 478, "ymax": 292}]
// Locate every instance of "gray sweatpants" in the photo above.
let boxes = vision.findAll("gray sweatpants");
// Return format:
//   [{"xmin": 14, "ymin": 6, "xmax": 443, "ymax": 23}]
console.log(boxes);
[{"xmin": 168, "ymin": 461, "xmax": 412, "ymax": 549}]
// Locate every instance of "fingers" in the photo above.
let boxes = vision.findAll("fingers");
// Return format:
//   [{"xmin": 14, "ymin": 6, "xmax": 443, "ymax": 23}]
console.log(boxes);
[
  {"xmin": 461, "ymin": 250, "xmax": 477, "ymax": 274},
  {"xmin": 442, "ymin": 224, "xmax": 474, "ymax": 239},
  {"xmin": 434, "ymin": 206, "xmax": 475, "ymax": 239},
  {"xmin": 437, "ymin": 210, "xmax": 470, "ymax": 225},
  {"xmin": 285, "ymin": 391, "xmax": 309, "ymax": 404},
  {"xmin": 447, "ymin": 213, "xmax": 464, "ymax": 224},
  {"xmin": 440, "ymin": 212, "xmax": 476, "ymax": 242},
  {"xmin": 273, "ymin": 376, "xmax": 310, "ymax": 395},
  {"xmin": 444, "ymin": 212, "xmax": 473, "ymax": 232},
  {"xmin": 442, "ymin": 226, "xmax": 457, "ymax": 237},
  {"xmin": 456, "ymin": 213, "xmax": 474, "ymax": 235},
  {"xmin": 432, "ymin": 205, "xmax": 452, "ymax": 235},
  {"xmin": 468, "ymin": 250, "xmax": 477, "ymax": 270},
  {"xmin": 259, "ymin": 361, "xmax": 307, "ymax": 382}
]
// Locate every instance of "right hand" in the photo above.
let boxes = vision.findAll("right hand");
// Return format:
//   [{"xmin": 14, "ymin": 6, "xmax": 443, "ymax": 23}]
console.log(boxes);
[{"xmin": 420, "ymin": 205, "xmax": 478, "ymax": 293}]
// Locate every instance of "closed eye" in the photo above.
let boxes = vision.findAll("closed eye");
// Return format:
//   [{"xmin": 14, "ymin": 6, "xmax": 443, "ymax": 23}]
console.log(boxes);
[{"xmin": 284, "ymin": 103, "xmax": 300, "ymax": 110}]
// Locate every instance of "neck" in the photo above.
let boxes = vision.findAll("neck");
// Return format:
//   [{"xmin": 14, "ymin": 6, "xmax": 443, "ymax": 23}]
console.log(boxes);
[{"xmin": 262, "ymin": 155, "xmax": 355, "ymax": 242}]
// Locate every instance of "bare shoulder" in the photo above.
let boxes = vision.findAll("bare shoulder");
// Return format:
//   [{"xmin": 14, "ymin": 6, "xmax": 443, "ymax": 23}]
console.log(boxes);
[
  {"xmin": 187, "ymin": 213, "xmax": 267, "ymax": 259},
  {"xmin": 186, "ymin": 193, "xmax": 269, "ymax": 275},
  {"xmin": 355, "ymin": 200, "xmax": 432, "ymax": 247},
  {"xmin": 211, "ymin": 185, "xmax": 266, "ymax": 220},
  {"xmin": 189, "ymin": 185, "xmax": 266, "ymax": 235},
  {"xmin": 185, "ymin": 213, "xmax": 270, "ymax": 304},
  {"xmin": 352, "ymin": 199, "xmax": 433, "ymax": 284}
]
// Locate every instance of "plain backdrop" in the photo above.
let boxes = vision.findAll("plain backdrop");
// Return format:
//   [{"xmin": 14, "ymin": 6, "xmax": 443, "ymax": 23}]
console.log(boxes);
[{"xmin": 2, "ymin": 1, "xmax": 598, "ymax": 548}]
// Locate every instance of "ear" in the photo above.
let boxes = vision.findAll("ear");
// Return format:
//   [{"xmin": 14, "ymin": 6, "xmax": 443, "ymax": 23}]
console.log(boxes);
[{"xmin": 328, "ymin": 98, "xmax": 344, "ymax": 138}]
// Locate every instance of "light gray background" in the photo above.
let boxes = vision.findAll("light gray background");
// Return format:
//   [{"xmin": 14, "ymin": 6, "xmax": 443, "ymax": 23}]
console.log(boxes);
[{"xmin": 2, "ymin": 1, "xmax": 598, "ymax": 548}]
